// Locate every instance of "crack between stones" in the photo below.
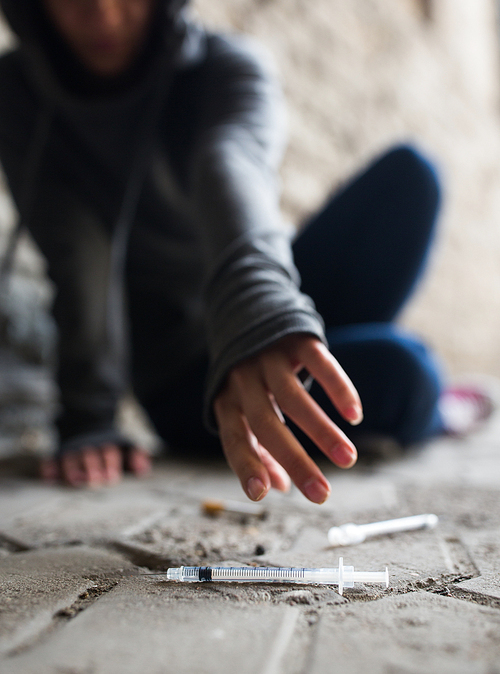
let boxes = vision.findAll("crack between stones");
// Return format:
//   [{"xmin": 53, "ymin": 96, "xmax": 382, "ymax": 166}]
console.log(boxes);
[
  {"xmin": 5, "ymin": 579, "xmax": 119, "ymax": 658},
  {"xmin": 52, "ymin": 580, "xmax": 120, "ymax": 621},
  {"xmin": 429, "ymin": 584, "xmax": 500, "ymax": 610},
  {"xmin": 298, "ymin": 610, "xmax": 322, "ymax": 674},
  {"xmin": 0, "ymin": 532, "xmax": 32, "ymax": 553},
  {"xmin": 106, "ymin": 539, "xmax": 174, "ymax": 569},
  {"xmin": 387, "ymin": 573, "xmax": 500, "ymax": 611}
]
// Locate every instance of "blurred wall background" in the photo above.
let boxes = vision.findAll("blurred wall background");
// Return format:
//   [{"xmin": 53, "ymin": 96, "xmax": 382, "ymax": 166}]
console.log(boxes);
[
  {"xmin": 192, "ymin": 0, "xmax": 500, "ymax": 379},
  {"xmin": 1, "ymin": 0, "xmax": 500, "ymax": 455}
]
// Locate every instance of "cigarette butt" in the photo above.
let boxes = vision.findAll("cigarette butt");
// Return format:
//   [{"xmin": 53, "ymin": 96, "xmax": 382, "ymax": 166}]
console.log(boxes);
[
  {"xmin": 202, "ymin": 500, "xmax": 226, "ymax": 516},
  {"xmin": 201, "ymin": 499, "xmax": 267, "ymax": 518}
]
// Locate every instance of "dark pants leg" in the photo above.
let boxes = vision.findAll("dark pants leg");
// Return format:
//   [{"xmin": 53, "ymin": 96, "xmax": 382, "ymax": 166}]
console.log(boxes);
[
  {"xmin": 291, "ymin": 145, "xmax": 444, "ymax": 448},
  {"xmin": 292, "ymin": 145, "xmax": 441, "ymax": 325},
  {"xmin": 141, "ymin": 354, "xmax": 222, "ymax": 457}
]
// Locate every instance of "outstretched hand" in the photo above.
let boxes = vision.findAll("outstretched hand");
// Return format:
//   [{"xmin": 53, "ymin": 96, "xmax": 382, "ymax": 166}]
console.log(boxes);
[{"xmin": 213, "ymin": 334, "xmax": 363, "ymax": 504}]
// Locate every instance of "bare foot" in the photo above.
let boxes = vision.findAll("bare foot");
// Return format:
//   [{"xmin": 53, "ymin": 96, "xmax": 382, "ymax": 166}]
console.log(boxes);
[{"xmin": 40, "ymin": 443, "xmax": 152, "ymax": 487}]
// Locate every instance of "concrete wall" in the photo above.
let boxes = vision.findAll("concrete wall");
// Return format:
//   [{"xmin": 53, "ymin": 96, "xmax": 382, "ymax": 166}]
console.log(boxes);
[
  {"xmin": 192, "ymin": 0, "xmax": 500, "ymax": 379},
  {"xmin": 2, "ymin": 0, "xmax": 500, "ymax": 379}
]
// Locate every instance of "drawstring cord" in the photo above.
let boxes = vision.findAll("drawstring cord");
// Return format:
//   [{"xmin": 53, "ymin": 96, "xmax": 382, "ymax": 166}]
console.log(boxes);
[{"xmin": 105, "ymin": 61, "xmax": 174, "ymax": 386}]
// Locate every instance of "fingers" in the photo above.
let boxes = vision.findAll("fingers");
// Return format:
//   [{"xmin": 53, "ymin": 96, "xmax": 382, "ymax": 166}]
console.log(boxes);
[
  {"xmin": 257, "ymin": 445, "xmax": 291, "ymax": 493},
  {"xmin": 264, "ymin": 355, "xmax": 357, "ymax": 469},
  {"xmin": 81, "ymin": 447, "xmax": 105, "ymax": 486},
  {"xmin": 243, "ymin": 393, "xmax": 331, "ymax": 503},
  {"xmin": 214, "ymin": 334, "xmax": 368, "ymax": 505},
  {"xmin": 127, "ymin": 447, "xmax": 152, "ymax": 476},
  {"xmin": 101, "ymin": 444, "xmax": 122, "ymax": 483},
  {"xmin": 216, "ymin": 368, "xmax": 331, "ymax": 504},
  {"xmin": 40, "ymin": 458, "xmax": 59, "ymax": 483},
  {"xmin": 215, "ymin": 394, "xmax": 272, "ymax": 501},
  {"xmin": 55, "ymin": 444, "xmax": 150, "ymax": 487},
  {"xmin": 61, "ymin": 451, "xmax": 87, "ymax": 487},
  {"xmin": 295, "ymin": 338, "xmax": 363, "ymax": 425},
  {"xmin": 60, "ymin": 446, "xmax": 105, "ymax": 487}
]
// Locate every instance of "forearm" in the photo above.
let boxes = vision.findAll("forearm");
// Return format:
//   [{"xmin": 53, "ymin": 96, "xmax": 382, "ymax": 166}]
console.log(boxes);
[
  {"xmin": 186, "ymin": 36, "xmax": 327, "ymax": 430},
  {"xmin": 26, "ymin": 188, "xmax": 128, "ymax": 448}
]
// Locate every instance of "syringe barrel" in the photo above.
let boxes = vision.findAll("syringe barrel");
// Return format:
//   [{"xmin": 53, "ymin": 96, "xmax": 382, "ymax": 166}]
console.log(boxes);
[
  {"xmin": 211, "ymin": 567, "xmax": 308, "ymax": 582},
  {"xmin": 359, "ymin": 514, "xmax": 438, "ymax": 536},
  {"xmin": 168, "ymin": 567, "xmax": 317, "ymax": 583},
  {"xmin": 166, "ymin": 566, "xmax": 342, "ymax": 584}
]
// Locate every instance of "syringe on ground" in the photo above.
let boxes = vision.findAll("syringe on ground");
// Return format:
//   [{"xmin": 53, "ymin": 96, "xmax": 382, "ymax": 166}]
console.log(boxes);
[{"xmin": 164, "ymin": 557, "xmax": 389, "ymax": 595}]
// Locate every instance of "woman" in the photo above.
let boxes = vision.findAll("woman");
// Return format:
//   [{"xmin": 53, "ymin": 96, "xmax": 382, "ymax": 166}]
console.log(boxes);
[{"xmin": 0, "ymin": 0, "xmax": 460, "ymax": 501}]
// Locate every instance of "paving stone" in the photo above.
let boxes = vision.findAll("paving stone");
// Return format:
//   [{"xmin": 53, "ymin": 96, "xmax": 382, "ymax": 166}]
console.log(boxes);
[
  {"xmin": 280, "ymin": 470, "xmax": 399, "ymax": 515},
  {"xmin": 108, "ymin": 475, "xmax": 401, "ymax": 580},
  {"xmin": 2, "ymin": 577, "xmax": 301, "ymax": 674},
  {"xmin": 0, "ymin": 546, "xmax": 133, "ymax": 655},
  {"xmin": 121, "ymin": 507, "xmax": 284, "ymax": 568},
  {"xmin": 397, "ymin": 483, "xmax": 500, "ymax": 532},
  {"xmin": 0, "ymin": 460, "xmax": 402, "ymax": 569},
  {"xmin": 377, "ymin": 434, "xmax": 500, "ymax": 490},
  {"xmin": 0, "ymin": 480, "xmax": 61, "ymax": 530},
  {"xmin": 0, "ymin": 476, "xmax": 182, "ymax": 547},
  {"xmin": 308, "ymin": 592, "xmax": 500, "ymax": 674},
  {"xmin": 458, "ymin": 574, "xmax": 500, "ymax": 602},
  {"xmin": 456, "ymin": 528, "xmax": 500, "ymax": 599}
]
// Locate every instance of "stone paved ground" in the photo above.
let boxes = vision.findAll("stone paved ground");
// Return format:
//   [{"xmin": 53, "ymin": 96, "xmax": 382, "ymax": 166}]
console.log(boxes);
[{"xmin": 1, "ymin": 400, "xmax": 500, "ymax": 673}]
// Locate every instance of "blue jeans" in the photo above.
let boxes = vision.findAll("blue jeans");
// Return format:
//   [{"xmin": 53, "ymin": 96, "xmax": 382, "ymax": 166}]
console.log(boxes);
[
  {"xmin": 291, "ymin": 144, "xmax": 444, "ymax": 449},
  {"xmin": 144, "ymin": 145, "xmax": 444, "ymax": 455}
]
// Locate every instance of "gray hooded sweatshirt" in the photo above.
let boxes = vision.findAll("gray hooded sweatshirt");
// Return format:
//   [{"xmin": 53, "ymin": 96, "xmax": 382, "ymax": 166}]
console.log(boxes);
[{"xmin": 0, "ymin": 0, "xmax": 325, "ymax": 452}]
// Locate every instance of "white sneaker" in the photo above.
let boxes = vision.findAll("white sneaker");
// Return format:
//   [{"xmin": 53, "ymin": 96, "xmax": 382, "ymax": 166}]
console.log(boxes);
[{"xmin": 438, "ymin": 386, "xmax": 495, "ymax": 436}]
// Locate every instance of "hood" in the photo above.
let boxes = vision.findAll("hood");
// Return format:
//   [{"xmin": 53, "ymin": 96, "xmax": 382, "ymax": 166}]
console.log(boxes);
[{"xmin": 0, "ymin": 0, "xmax": 204, "ymax": 99}]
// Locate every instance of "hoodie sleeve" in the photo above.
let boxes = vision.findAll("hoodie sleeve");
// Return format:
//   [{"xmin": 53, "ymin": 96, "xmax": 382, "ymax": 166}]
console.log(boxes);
[
  {"xmin": 0, "ymin": 51, "xmax": 128, "ymax": 453},
  {"xmin": 26, "ymin": 188, "xmax": 130, "ymax": 453},
  {"xmin": 186, "ymin": 36, "xmax": 327, "ymax": 432}
]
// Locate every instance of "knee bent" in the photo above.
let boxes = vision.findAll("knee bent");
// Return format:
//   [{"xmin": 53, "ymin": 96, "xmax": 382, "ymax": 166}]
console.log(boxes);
[{"xmin": 381, "ymin": 143, "xmax": 441, "ymax": 212}]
